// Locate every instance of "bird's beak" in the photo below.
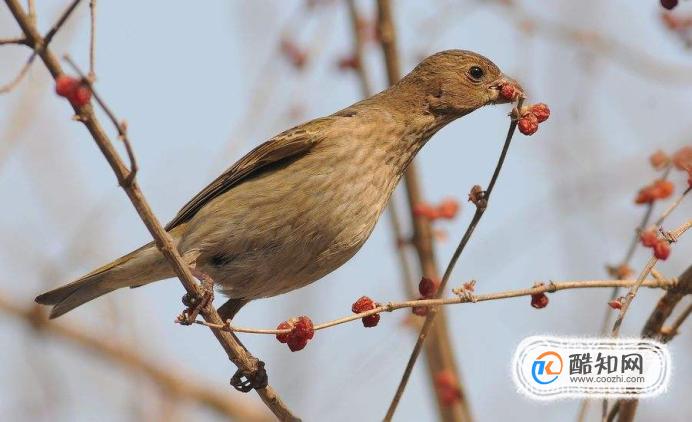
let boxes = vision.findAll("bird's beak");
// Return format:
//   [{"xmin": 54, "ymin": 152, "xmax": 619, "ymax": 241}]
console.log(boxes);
[{"xmin": 488, "ymin": 74, "xmax": 524, "ymax": 105}]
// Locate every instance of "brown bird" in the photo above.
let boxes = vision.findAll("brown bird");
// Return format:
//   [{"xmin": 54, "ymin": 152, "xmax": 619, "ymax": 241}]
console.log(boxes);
[{"xmin": 36, "ymin": 50, "xmax": 521, "ymax": 319}]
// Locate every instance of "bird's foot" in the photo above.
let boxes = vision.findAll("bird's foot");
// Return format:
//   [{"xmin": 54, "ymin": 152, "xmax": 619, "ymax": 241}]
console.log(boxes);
[
  {"xmin": 176, "ymin": 270, "xmax": 215, "ymax": 325},
  {"xmin": 230, "ymin": 358, "xmax": 268, "ymax": 392}
]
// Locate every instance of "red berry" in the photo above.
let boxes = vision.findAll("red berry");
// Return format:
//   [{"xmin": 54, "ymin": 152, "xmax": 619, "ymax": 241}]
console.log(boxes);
[
  {"xmin": 661, "ymin": 0, "xmax": 679, "ymax": 10},
  {"xmin": 68, "ymin": 84, "xmax": 92, "ymax": 107},
  {"xmin": 361, "ymin": 314, "xmax": 380, "ymax": 327},
  {"xmin": 529, "ymin": 103, "xmax": 550, "ymax": 123},
  {"xmin": 653, "ymin": 240, "xmax": 671, "ymax": 260},
  {"xmin": 275, "ymin": 316, "xmax": 314, "ymax": 351},
  {"xmin": 435, "ymin": 371, "xmax": 462, "ymax": 406},
  {"xmin": 640, "ymin": 230, "xmax": 658, "ymax": 248},
  {"xmin": 352, "ymin": 296, "xmax": 375, "ymax": 313},
  {"xmin": 499, "ymin": 83, "xmax": 516, "ymax": 101},
  {"xmin": 412, "ymin": 298, "xmax": 429, "ymax": 316},
  {"xmin": 608, "ymin": 299, "xmax": 623, "ymax": 310},
  {"xmin": 418, "ymin": 277, "xmax": 439, "ymax": 298},
  {"xmin": 672, "ymin": 146, "xmax": 692, "ymax": 172},
  {"xmin": 337, "ymin": 55, "xmax": 359, "ymax": 71},
  {"xmin": 413, "ymin": 203, "xmax": 440, "ymax": 220},
  {"xmin": 352, "ymin": 296, "xmax": 380, "ymax": 327},
  {"xmin": 276, "ymin": 321, "xmax": 292, "ymax": 343},
  {"xmin": 55, "ymin": 75, "xmax": 79, "ymax": 97},
  {"xmin": 635, "ymin": 187, "xmax": 655, "ymax": 204},
  {"xmin": 530, "ymin": 293, "xmax": 549, "ymax": 309},
  {"xmin": 518, "ymin": 113, "xmax": 539, "ymax": 135},
  {"xmin": 649, "ymin": 150, "xmax": 670, "ymax": 170},
  {"xmin": 651, "ymin": 179, "xmax": 674, "ymax": 199},
  {"xmin": 437, "ymin": 198, "xmax": 460, "ymax": 219}
]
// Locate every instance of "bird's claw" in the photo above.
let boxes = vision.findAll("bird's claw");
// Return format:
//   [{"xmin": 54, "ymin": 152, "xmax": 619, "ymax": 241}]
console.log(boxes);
[
  {"xmin": 177, "ymin": 271, "xmax": 215, "ymax": 325},
  {"xmin": 230, "ymin": 359, "xmax": 268, "ymax": 392}
]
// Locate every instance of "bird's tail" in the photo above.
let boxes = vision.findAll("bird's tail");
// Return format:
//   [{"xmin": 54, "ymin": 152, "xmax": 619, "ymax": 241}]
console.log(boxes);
[{"xmin": 36, "ymin": 242, "xmax": 173, "ymax": 319}]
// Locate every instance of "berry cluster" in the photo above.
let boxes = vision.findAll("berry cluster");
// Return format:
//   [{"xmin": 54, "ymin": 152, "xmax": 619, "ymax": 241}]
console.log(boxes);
[
  {"xmin": 351, "ymin": 296, "xmax": 380, "ymax": 327},
  {"xmin": 634, "ymin": 179, "xmax": 674, "ymax": 204},
  {"xmin": 55, "ymin": 75, "xmax": 92, "ymax": 107},
  {"xmin": 413, "ymin": 198, "xmax": 460, "ymax": 221},
  {"xmin": 517, "ymin": 103, "xmax": 550, "ymax": 136},
  {"xmin": 412, "ymin": 277, "xmax": 439, "ymax": 316},
  {"xmin": 640, "ymin": 230, "xmax": 671, "ymax": 260},
  {"xmin": 276, "ymin": 316, "xmax": 315, "ymax": 351}
]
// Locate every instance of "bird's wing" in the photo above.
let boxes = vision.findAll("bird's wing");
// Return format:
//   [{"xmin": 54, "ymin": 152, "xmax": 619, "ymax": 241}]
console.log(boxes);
[{"xmin": 165, "ymin": 117, "xmax": 334, "ymax": 231}]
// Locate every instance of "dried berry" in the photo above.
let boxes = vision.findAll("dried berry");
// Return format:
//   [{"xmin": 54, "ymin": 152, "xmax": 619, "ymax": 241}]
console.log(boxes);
[
  {"xmin": 352, "ymin": 296, "xmax": 380, "ymax": 327},
  {"xmin": 640, "ymin": 230, "xmax": 658, "ymax": 248},
  {"xmin": 275, "ymin": 316, "xmax": 315, "ymax": 351},
  {"xmin": 418, "ymin": 277, "xmax": 439, "ymax": 298},
  {"xmin": 529, "ymin": 103, "xmax": 550, "ymax": 123},
  {"xmin": 275, "ymin": 321, "xmax": 292, "ymax": 344},
  {"xmin": 499, "ymin": 83, "xmax": 517, "ymax": 101},
  {"xmin": 653, "ymin": 240, "xmax": 671, "ymax": 260},
  {"xmin": 518, "ymin": 113, "xmax": 539, "ymax": 135},
  {"xmin": 337, "ymin": 55, "xmax": 360, "ymax": 71},
  {"xmin": 651, "ymin": 179, "xmax": 674, "ymax": 199},
  {"xmin": 530, "ymin": 293, "xmax": 549, "ymax": 309}
]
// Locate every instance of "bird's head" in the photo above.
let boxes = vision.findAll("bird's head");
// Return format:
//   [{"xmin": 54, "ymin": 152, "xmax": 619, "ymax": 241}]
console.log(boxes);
[{"xmin": 400, "ymin": 50, "xmax": 523, "ymax": 119}]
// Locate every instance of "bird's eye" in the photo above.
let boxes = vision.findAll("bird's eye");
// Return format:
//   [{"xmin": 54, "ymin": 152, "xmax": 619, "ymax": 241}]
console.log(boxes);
[{"xmin": 468, "ymin": 66, "xmax": 484, "ymax": 80}]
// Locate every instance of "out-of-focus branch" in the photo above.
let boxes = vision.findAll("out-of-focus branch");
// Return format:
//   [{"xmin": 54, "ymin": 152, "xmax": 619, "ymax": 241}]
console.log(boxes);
[
  {"xmin": 375, "ymin": 1, "xmax": 471, "ymax": 421},
  {"xmin": 0, "ymin": 294, "xmax": 271, "ymax": 422},
  {"xmin": 613, "ymin": 264, "xmax": 692, "ymax": 422},
  {"xmin": 3, "ymin": 1, "xmax": 297, "ymax": 420}
]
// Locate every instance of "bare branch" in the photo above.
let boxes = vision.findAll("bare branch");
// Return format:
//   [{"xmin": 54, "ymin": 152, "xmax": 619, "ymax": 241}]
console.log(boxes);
[
  {"xmin": 193, "ymin": 278, "xmax": 681, "ymax": 335},
  {"xmin": 3, "ymin": 1, "xmax": 298, "ymax": 419}
]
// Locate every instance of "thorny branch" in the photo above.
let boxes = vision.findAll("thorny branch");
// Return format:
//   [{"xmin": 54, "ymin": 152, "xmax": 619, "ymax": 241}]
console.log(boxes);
[{"xmin": 3, "ymin": 1, "xmax": 298, "ymax": 420}]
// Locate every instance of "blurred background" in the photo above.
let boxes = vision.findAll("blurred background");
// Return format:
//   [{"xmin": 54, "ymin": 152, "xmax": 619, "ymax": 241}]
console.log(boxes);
[{"xmin": 1, "ymin": 0, "xmax": 691, "ymax": 421}]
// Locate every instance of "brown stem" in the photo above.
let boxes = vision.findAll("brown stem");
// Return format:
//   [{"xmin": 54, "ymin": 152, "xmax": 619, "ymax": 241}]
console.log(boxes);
[
  {"xmin": 375, "ymin": 1, "xmax": 471, "ymax": 421},
  {"xmin": 3, "ymin": 1, "xmax": 297, "ymax": 420},
  {"xmin": 384, "ymin": 98, "xmax": 522, "ymax": 421},
  {"xmin": 613, "ymin": 265, "xmax": 692, "ymax": 422}
]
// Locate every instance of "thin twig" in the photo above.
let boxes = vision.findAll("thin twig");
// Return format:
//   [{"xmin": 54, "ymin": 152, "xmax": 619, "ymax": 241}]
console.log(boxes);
[
  {"xmin": 1, "ymin": 0, "xmax": 82, "ymax": 94},
  {"xmin": 613, "ymin": 264, "xmax": 692, "ymax": 422},
  {"xmin": 3, "ymin": 1, "xmax": 297, "ymax": 419},
  {"xmin": 193, "ymin": 278, "xmax": 680, "ymax": 335},
  {"xmin": 88, "ymin": 0, "xmax": 96, "ymax": 80},
  {"xmin": 0, "ymin": 37, "xmax": 28, "ymax": 45},
  {"xmin": 63, "ymin": 55, "xmax": 137, "ymax": 183},
  {"xmin": 384, "ymin": 98, "xmax": 523, "ymax": 421},
  {"xmin": 376, "ymin": 1, "xmax": 471, "ymax": 420}
]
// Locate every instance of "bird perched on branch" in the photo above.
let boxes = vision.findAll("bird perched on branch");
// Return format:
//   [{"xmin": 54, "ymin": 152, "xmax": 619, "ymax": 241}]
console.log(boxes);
[{"xmin": 36, "ymin": 50, "xmax": 522, "ymax": 319}]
